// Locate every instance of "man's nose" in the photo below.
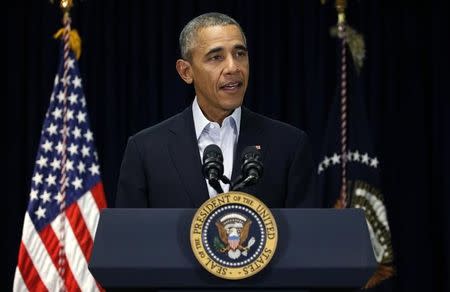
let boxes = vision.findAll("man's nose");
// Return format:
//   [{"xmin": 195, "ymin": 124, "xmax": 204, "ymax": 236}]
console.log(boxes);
[{"xmin": 224, "ymin": 56, "xmax": 239, "ymax": 74}]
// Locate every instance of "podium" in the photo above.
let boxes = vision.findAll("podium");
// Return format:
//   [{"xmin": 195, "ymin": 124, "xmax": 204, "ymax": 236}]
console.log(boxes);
[{"xmin": 89, "ymin": 208, "xmax": 376, "ymax": 290}]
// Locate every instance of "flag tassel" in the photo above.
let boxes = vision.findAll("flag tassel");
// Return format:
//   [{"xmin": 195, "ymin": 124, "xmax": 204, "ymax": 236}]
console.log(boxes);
[{"xmin": 53, "ymin": 28, "xmax": 82, "ymax": 60}]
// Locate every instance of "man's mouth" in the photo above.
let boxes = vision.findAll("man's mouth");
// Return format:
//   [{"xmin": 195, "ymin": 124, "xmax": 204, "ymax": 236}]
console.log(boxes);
[{"xmin": 220, "ymin": 81, "xmax": 243, "ymax": 91}]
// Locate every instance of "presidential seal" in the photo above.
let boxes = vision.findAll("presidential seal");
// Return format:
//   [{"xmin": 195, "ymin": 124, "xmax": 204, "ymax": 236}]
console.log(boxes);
[{"xmin": 190, "ymin": 191, "xmax": 277, "ymax": 280}]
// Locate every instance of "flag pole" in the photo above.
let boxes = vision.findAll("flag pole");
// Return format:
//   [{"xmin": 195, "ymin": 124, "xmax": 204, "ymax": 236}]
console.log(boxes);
[
  {"xmin": 335, "ymin": 0, "xmax": 349, "ymax": 209},
  {"xmin": 56, "ymin": 1, "xmax": 73, "ymax": 291}
]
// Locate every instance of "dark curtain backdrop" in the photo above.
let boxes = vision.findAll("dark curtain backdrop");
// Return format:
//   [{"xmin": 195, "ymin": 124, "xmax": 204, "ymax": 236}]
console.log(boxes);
[{"xmin": 6, "ymin": 0, "xmax": 449, "ymax": 291}]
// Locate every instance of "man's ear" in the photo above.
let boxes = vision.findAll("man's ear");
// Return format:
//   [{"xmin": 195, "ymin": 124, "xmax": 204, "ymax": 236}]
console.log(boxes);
[{"xmin": 176, "ymin": 59, "xmax": 193, "ymax": 84}]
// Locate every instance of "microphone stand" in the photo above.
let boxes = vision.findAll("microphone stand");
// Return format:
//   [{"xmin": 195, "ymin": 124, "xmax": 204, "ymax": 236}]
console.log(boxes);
[
  {"xmin": 207, "ymin": 175, "xmax": 232, "ymax": 194},
  {"xmin": 230, "ymin": 175, "xmax": 256, "ymax": 191},
  {"xmin": 208, "ymin": 179, "xmax": 224, "ymax": 194}
]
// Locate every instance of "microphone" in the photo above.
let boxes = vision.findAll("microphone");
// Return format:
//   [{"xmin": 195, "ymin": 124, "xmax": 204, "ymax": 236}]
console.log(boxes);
[
  {"xmin": 231, "ymin": 146, "xmax": 263, "ymax": 191},
  {"xmin": 202, "ymin": 144, "xmax": 230, "ymax": 194}
]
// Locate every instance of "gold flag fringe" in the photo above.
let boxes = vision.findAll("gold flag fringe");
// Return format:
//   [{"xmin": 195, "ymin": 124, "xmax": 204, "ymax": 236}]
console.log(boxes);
[
  {"xmin": 53, "ymin": 28, "xmax": 82, "ymax": 60},
  {"xmin": 364, "ymin": 264, "xmax": 395, "ymax": 289},
  {"xmin": 334, "ymin": 198, "xmax": 395, "ymax": 289}
]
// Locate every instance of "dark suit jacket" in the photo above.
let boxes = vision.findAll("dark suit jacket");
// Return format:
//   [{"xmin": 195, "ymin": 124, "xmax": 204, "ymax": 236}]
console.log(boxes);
[{"xmin": 115, "ymin": 106, "xmax": 318, "ymax": 208}]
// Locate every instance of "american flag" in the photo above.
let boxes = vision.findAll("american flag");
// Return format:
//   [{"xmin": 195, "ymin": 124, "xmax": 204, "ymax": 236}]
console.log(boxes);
[{"xmin": 13, "ymin": 44, "xmax": 106, "ymax": 291}]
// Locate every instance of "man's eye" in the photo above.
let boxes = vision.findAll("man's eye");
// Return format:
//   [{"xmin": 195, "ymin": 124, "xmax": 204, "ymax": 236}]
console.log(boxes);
[
  {"xmin": 210, "ymin": 55, "xmax": 222, "ymax": 61},
  {"xmin": 236, "ymin": 50, "xmax": 247, "ymax": 57}
]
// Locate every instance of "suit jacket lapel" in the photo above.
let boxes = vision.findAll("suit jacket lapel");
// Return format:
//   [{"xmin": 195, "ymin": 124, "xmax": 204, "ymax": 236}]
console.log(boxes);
[
  {"xmin": 168, "ymin": 107, "xmax": 209, "ymax": 207},
  {"xmin": 231, "ymin": 107, "xmax": 265, "ymax": 182}
]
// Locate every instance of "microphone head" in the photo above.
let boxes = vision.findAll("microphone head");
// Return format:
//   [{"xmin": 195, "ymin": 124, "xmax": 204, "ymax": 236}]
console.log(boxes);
[
  {"xmin": 241, "ymin": 145, "xmax": 263, "ymax": 180},
  {"xmin": 203, "ymin": 144, "xmax": 223, "ymax": 163},
  {"xmin": 202, "ymin": 144, "xmax": 224, "ymax": 180}
]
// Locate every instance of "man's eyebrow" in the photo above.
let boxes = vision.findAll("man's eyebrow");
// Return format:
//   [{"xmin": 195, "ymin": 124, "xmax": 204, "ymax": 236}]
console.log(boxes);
[
  {"xmin": 234, "ymin": 44, "xmax": 248, "ymax": 51},
  {"xmin": 205, "ymin": 44, "xmax": 248, "ymax": 56},
  {"xmin": 205, "ymin": 47, "xmax": 224, "ymax": 56}
]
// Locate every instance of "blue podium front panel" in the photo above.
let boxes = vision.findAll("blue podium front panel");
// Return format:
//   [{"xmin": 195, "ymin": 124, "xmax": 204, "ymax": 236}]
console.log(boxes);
[{"xmin": 89, "ymin": 208, "xmax": 376, "ymax": 289}]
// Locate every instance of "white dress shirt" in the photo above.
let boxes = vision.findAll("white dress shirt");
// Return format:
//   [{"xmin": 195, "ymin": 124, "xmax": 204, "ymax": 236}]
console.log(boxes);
[{"xmin": 192, "ymin": 97, "xmax": 241, "ymax": 197}]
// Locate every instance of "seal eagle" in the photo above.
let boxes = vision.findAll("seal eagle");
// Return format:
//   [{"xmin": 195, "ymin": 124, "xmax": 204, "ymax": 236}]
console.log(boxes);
[{"xmin": 215, "ymin": 219, "xmax": 252, "ymax": 253}]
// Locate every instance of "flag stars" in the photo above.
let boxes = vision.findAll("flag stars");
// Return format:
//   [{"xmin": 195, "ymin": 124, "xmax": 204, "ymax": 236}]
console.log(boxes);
[
  {"xmin": 68, "ymin": 143, "xmax": 79, "ymax": 155},
  {"xmin": 345, "ymin": 151, "xmax": 353, "ymax": 162},
  {"xmin": 61, "ymin": 75, "xmax": 71, "ymax": 87},
  {"xmin": 67, "ymin": 109, "xmax": 74, "ymax": 120},
  {"xmin": 25, "ymin": 55, "xmax": 105, "ymax": 232},
  {"xmin": 77, "ymin": 111, "xmax": 86, "ymax": 123},
  {"xmin": 42, "ymin": 140, "xmax": 53, "ymax": 153},
  {"xmin": 323, "ymin": 156, "xmax": 330, "ymax": 167},
  {"xmin": 34, "ymin": 206, "xmax": 46, "ymax": 219},
  {"xmin": 89, "ymin": 163, "xmax": 100, "ymax": 176},
  {"xmin": 40, "ymin": 191, "xmax": 52, "ymax": 203},
  {"xmin": 47, "ymin": 123, "xmax": 58, "ymax": 136},
  {"xmin": 84, "ymin": 130, "xmax": 93, "ymax": 142},
  {"xmin": 50, "ymin": 158, "xmax": 61, "ymax": 171},
  {"xmin": 57, "ymin": 91, "xmax": 65, "ymax": 103},
  {"xmin": 370, "ymin": 157, "xmax": 379, "ymax": 168},
  {"xmin": 45, "ymin": 174, "xmax": 57, "ymax": 187},
  {"xmin": 81, "ymin": 145, "xmax": 90, "ymax": 157},
  {"xmin": 78, "ymin": 161, "xmax": 86, "ymax": 174},
  {"xmin": 30, "ymin": 189, "xmax": 39, "ymax": 200},
  {"xmin": 27, "ymin": 58, "xmax": 103, "ymax": 230},
  {"xmin": 54, "ymin": 192, "xmax": 64, "ymax": 204},
  {"xmin": 67, "ymin": 58, "xmax": 75, "ymax": 69},
  {"xmin": 55, "ymin": 142, "xmax": 64, "ymax": 154},
  {"xmin": 65, "ymin": 159, "xmax": 74, "ymax": 171},
  {"xmin": 341, "ymin": 154, "xmax": 348, "ymax": 163},
  {"xmin": 36, "ymin": 156, "xmax": 48, "ymax": 168},
  {"xmin": 52, "ymin": 107, "xmax": 63, "ymax": 120},
  {"xmin": 68, "ymin": 93, "xmax": 78, "ymax": 105},
  {"xmin": 60, "ymin": 126, "xmax": 70, "ymax": 138},
  {"xmin": 331, "ymin": 153, "xmax": 340, "ymax": 165},
  {"xmin": 72, "ymin": 127, "xmax": 82, "ymax": 139},
  {"xmin": 361, "ymin": 153, "xmax": 370, "ymax": 165},
  {"xmin": 72, "ymin": 76, "xmax": 82, "ymax": 88},
  {"xmin": 317, "ymin": 163, "xmax": 324, "ymax": 174},
  {"xmin": 72, "ymin": 177, "xmax": 83, "ymax": 190},
  {"xmin": 32, "ymin": 172, "xmax": 43, "ymax": 185},
  {"xmin": 318, "ymin": 149, "xmax": 381, "ymax": 174}
]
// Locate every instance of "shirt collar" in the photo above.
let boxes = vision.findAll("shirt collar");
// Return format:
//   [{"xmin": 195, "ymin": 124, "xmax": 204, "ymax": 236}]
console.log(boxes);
[{"xmin": 192, "ymin": 96, "xmax": 241, "ymax": 140}]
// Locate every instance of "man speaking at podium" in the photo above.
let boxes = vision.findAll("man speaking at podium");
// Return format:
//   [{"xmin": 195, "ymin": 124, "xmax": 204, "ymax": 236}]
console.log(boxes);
[{"xmin": 115, "ymin": 12, "xmax": 317, "ymax": 209}]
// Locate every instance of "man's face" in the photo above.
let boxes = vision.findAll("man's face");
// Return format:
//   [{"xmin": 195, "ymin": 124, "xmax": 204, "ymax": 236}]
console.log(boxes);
[{"xmin": 184, "ymin": 25, "xmax": 249, "ymax": 121}]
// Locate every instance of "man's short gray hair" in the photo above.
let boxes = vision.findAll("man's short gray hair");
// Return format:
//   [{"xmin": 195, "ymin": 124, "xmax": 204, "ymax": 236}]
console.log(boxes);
[{"xmin": 179, "ymin": 12, "xmax": 247, "ymax": 60}]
